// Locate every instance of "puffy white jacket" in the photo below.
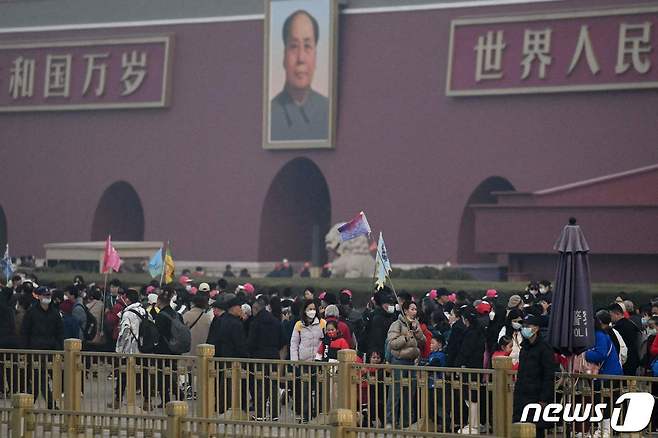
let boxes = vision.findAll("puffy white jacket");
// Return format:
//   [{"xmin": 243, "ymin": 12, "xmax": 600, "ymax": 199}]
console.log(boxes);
[{"xmin": 116, "ymin": 302, "xmax": 147, "ymax": 354}]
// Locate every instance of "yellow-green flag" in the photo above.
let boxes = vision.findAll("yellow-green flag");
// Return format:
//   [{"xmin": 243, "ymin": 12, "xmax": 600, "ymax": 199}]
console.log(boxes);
[{"xmin": 164, "ymin": 246, "xmax": 175, "ymax": 284}]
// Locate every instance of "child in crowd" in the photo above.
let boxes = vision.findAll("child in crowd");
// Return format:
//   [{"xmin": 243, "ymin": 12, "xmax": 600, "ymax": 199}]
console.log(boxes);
[
  {"xmin": 360, "ymin": 351, "xmax": 386, "ymax": 428},
  {"xmin": 316, "ymin": 320, "xmax": 350, "ymax": 362},
  {"xmin": 492, "ymin": 336, "xmax": 519, "ymax": 370}
]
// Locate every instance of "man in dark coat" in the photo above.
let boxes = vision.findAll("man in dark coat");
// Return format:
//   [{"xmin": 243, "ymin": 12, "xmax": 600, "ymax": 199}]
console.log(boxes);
[
  {"xmin": 151, "ymin": 289, "xmax": 185, "ymax": 407},
  {"xmin": 360, "ymin": 290, "xmax": 397, "ymax": 356},
  {"xmin": 451, "ymin": 306, "xmax": 485, "ymax": 431},
  {"xmin": 22, "ymin": 286, "xmax": 64, "ymax": 408},
  {"xmin": 248, "ymin": 297, "xmax": 285, "ymax": 420},
  {"xmin": 513, "ymin": 315, "xmax": 557, "ymax": 438},
  {"xmin": 214, "ymin": 294, "xmax": 248, "ymax": 412},
  {"xmin": 608, "ymin": 303, "xmax": 640, "ymax": 376}
]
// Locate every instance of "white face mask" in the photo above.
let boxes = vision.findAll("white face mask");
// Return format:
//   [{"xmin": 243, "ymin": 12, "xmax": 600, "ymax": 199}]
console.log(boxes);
[
  {"xmin": 386, "ymin": 305, "xmax": 395, "ymax": 314},
  {"xmin": 489, "ymin": 311, "xmax": 495, "ymax": 321},
  {"xmin": 171, "ymin": 302, "xmax": 178, "ymax": 310},
  {"xmin": 512, "ymin": 322, "xmax": 522, "ymax": 331},
  {"xmin": 185, "ymin": 285, "xmax": 192, "ymax": 292},
  {"xmin": 395, "ymin": 304, "xmax": 401, "ymax": 312},
  {"xmin": 306, "ymin": 309, "xmax": 316, "ymax": 319},
  {"xmin": 646, "ymin": 328, "xmax": 656, "ymax": 337},
  {"xmin": 40, "ymin": 297, "xmax": 52, "ymax": 305}
]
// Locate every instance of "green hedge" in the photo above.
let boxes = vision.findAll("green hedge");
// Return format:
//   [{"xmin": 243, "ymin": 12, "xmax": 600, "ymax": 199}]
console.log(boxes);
[{"xmin": 28, "ymin": 271, "xmax": 658, "ymax": 310}]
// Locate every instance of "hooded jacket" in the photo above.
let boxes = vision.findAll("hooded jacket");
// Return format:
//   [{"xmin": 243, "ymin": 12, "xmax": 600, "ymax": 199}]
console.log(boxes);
[
  {"xmin": 387, "ymin": 314, "xmax": 426, "ymax": 361},
  {"xmin": 116, "ymin": 302, "xmax": 147, "ymax": 354}
]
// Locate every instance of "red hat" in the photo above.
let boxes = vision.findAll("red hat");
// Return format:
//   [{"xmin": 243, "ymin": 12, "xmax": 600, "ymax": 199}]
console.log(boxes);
[
  {"xmin": 484, "ymin": 289, "xmax": 498, "ymax": 299},
  {"xmin": 340, "ymin": 289, "xmax": 352, "ymax": 298},
  {"xmin": 426, "ymin": 289, "xmax": 438, "ymax": 300},
  {"xmin": 146, "ymin": 285, "xmax": 156, "ymax": 294},
  {"xmin": 475, "ymin": 302, "xmax": 492, "ymax": 314},
  {"xmin": 243, "ymin": 283, "xmax": 255, "ymax": 294},
  {"xmin": 448, "ymin": 293, "xmax": 457, "ymax": 303},
  {"xmin": 318, "ymin": 291, "xmax": 327, "ymax": 300},
  {"xmin": 179, "ymin": 275, "xmax": 192, "ymax": 285}
]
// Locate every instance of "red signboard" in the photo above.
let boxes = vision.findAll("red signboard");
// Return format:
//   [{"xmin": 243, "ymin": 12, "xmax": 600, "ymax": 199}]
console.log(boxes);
[
  {"xmin": 446, "ymin": 6, "xmax": 658, "ymax": 96},
  {"xmin": 0, "ymin": 36, "xmax": 173, "ymax": 111}
]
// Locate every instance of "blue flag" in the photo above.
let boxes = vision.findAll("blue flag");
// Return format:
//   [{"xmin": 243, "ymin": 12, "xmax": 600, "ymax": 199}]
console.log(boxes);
[
  {"xmin": 1, "ymin": 244, "xmax": 13, "ymax": 281},
  {"xmin": 337, "ymin": 211, "xmax": 371, "ymax": 241},
  {"xmin": 148, "ymin": 248, "xmax": 163, "ymax": 279}
]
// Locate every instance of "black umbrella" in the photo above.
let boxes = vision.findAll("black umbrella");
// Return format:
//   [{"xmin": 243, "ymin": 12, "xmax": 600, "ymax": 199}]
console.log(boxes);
[{"xmin": 547, "ymin": 217, "xmax": 595, "ymax": 357}]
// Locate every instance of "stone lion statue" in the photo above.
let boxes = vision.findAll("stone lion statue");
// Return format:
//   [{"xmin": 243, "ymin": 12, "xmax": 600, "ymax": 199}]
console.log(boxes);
[{"xmin": 324, "ymin": 223, "xmax": 375, "ymax": 278}]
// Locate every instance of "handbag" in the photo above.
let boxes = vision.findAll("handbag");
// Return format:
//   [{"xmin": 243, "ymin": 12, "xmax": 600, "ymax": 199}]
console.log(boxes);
[{"xmin": 574, "ymin": 343, "xmax": 613, "ymax": 375}]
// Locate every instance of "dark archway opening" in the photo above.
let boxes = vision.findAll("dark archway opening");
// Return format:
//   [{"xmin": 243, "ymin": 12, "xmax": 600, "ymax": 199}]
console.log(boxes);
[
  {"xmin": 457, "ymin": 176, "xmax": 515, "ymax": 264},
  {"xmin": 258, "ymin": 158, "xmax": 331, "ymax": 265},
  {"xmin": 91, "ymin": 181, "xmax": 145, "ymax": 241},
  {"xmin": 0, "ymin": 206, "xmax": 7, "ymax": 252}
]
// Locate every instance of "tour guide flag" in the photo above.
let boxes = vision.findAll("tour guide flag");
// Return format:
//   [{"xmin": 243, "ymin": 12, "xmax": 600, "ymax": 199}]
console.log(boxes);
[
  {"xmin": 375, "ymin": 232, "xmax": 392, "ymax": 290},
  {"xmin": 148, "ymin": 248, "xmax": 163, "ymax": 279},
  {"xmin": 164, "ymin": 246, "xmax": 175, "ymax": 284},
  {"xmin": 338, "ymin": 211, "xmax": 371, "ymax": 241},
  {"xmin": 102, "ymin": 235, "xmax": 122, "ymax": 273},
  {"xmin": 1, "ymin": 244, "xmax": 13, "ymax": 281}
]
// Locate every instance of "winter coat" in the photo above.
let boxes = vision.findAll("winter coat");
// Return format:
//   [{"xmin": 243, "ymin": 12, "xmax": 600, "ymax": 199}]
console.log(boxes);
[
  {"xmin": 612, "ymin": 318, "xmax": 640, "ymax": 375},
  {"xmin": 325, "ymin": 316, "xmax": 354, "ymax": 349},
  {"xmin": 585, "ymin": 329, "xmax": 623, "ymax": 375},
  {"xmin": 420, "ymin": 323, "xmax": 432, "ymax": 360},
  {"xmin": 453, "ymin": 324, "xmax": 485, "ymax": 369},
  {"xmin": 362, "ymin": 307, "xmax": 396, "ymax": 356},
  {"xmin": 512, "ymin": 336, "xmax": 557, "ymax": 425},
  {"xmin": 317, "ymin": 336, "xmax": 350, "ymax": 361},
  {"xmin": 445, "ymin": 320, "xmax": 466, "ymax": 367},
  {"xmin": 387, "ymin": 314, "xmax": 426, "ymax": 361},
  {"xmin": 651, "ymin": 334, "xmax": 658, "ymax": 358},
  {"xmin": 183, "ymin": 307, "xmax": 213, "ymax": 356},
  {"xmin": 116, "ymin": 302, "xmax": 147, "ymax": 354},
  {"xmin": 22, "ymin": 303, "xmax": 64, "ymax": 350},
  {"xmin": 290, "ymin": 317, "xmax": 326, "ymax": 361},
  {"xmin": 71, "ymin": 299, "xmax": 87, "ymax": 341},
  {"xmin": 214, "ymin": 313, "xmax": 249, "ymax": 359},
  {"xmin": 86, "ymin": 299, "xmax": 104, "ymax": 345},
  {"xmin": 248, "ymin": 309, "xmax": 285, "ymax": 359},
  {"xmin": 0, "ymin": 294, "xmax": 19, "ymax": 348}
]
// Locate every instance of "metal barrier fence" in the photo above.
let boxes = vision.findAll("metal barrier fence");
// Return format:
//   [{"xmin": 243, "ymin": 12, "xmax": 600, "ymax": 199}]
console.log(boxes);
[
  {"xmin": 210, "ymin": 357, "xmax": 339, "ymax": 423},
  {"xmin": 352, "ymin": 361, "xmax": 494, "ymax": 433},
  {"xmin": 548, "ymin": 372, "xmax": 658, "ymax": 438},
  {"xmin": 3, "ymin": 341, "xmax": 658, "ymax": 437}
]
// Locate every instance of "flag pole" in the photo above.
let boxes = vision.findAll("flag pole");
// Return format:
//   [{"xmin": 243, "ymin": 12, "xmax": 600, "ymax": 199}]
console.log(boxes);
[
  {"xmin": 371, "ymin": 233, "xmax": 399, "ymax": 303},
  {"xmin": 159, "ymin": 241, "xmax": 167, "ymax": 287},
  {"xmin": 99, "ymin": 235, "xmax": 110, "ymax": 333}
]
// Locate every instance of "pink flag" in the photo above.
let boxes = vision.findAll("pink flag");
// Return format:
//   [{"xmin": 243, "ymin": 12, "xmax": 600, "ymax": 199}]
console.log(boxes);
[{"xmin": 102, "ymin": 235, "xmax": 122, "ymax": 273}]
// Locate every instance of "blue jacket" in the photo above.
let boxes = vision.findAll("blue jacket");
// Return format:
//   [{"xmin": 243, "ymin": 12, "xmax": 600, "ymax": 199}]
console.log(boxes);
[{"xmin": 585, "ymin": 330, "xmax": 623, "ymax": 375}]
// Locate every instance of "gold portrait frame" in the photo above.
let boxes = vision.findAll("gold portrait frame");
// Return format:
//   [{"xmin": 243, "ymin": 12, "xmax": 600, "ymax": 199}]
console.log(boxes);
[{"xmin": 262, "ymin": 0, "xmax": 338, "ymax": 150}]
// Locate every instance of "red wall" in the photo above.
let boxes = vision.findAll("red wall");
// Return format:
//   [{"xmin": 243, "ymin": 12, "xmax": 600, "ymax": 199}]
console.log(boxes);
[{"xmin": 1, "ymin": 0, "xmax": 658, "ymax": 265}]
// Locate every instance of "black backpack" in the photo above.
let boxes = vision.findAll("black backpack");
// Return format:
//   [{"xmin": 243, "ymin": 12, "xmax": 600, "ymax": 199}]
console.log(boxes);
[
  {"xmin": 129, "ymin": 309, "xmax": 159, "ymax": 353},
  {"xmin": 75, "ymin": 303, "xmax": 98, "ymax": 342},
  {"xmin": 161, "ymin": 311, "xmax": 191, "ymax": 354}
]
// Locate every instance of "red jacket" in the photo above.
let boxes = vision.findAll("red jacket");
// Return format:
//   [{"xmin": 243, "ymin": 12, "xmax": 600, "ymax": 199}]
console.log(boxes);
[
  {"xmin": 420, "ymin": 323, "xmax": 432, "ymax": 360},
  {"xmin": 650, "ymin": 334, "xmax": 658, "ymax": 358},
  {"xmin": 325, "ymin": 316, "xmax": 354, "ymax": 349},
  {"xmin": 317, "ymin": 336, "xmax": 350, "ymax": 361}
]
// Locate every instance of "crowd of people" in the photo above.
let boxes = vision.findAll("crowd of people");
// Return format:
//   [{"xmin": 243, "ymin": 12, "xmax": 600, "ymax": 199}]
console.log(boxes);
[{"xmin": 0, "ymin": 271, "xmax": 657, "ymax": 435}]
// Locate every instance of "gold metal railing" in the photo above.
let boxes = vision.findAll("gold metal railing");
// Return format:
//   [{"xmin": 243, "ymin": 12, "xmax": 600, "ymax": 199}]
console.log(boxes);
[{"xmin": 19, "ymin": 342, "xmax": 658, "ymax": 437}]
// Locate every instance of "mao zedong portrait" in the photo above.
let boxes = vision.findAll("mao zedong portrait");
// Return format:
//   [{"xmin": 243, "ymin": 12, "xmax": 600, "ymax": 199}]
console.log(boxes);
[{"xmin": 270, "ymin": 10, "xmax": 329, "ymax": 142}]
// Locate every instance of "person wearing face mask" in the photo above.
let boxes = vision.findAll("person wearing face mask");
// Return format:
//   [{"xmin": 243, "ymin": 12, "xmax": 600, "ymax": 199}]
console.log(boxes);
[
  {"xmin": 21, "ymin": 287, "xmax": 63, "ymax": 409},
  {"xmin": 290, "ymin": 299, "xmax": 326, "ymax": 422},
  {"xmin": 359, "ymin": 289, "xmax": 397, "ymax": 357},
  {"xmin": 513, "ymin": 315, "xmax": 557, "ymax": 438},
  {"xmin": 498, "ymin": 309, "xmax": 524, "ymax": 367},
  {"xmin": 385, "ymin": 300, "xmax": 426, "ymax": 428}
]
